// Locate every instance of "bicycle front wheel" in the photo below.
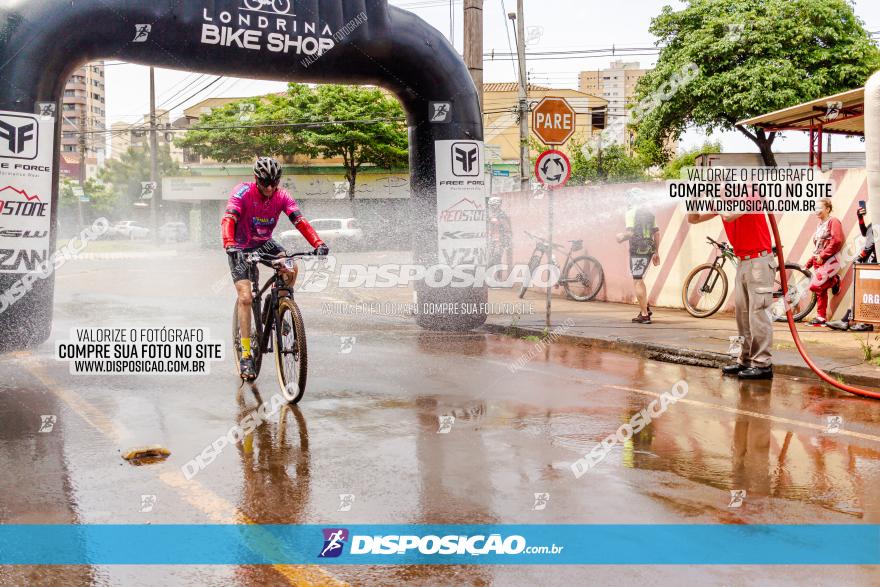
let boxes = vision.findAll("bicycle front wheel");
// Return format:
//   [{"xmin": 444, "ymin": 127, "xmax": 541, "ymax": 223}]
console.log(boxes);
[
  {"xmin": 563, "ymin": 255, "xmax": 604, "ymax": 301},
  {"xmin": 518, "ymin": 253, "xmax": 542, "ymax": 299},
  {"xmin": 275, "ymin": 297, "xmax": 308, "ymax": 404},
  {"xmin": 232, "ymin": 299, "xmax": 263, "ymax": 378},
  {"xmin": 682, "ymin": 264, "xmax": 728, "ymax": 318},
  {"xmin": 775, "ymin": 264, "xmax": 817, "ymax": 323}
]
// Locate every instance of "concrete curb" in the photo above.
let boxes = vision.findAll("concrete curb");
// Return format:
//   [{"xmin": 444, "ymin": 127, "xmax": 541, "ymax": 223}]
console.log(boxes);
[{"xmin": 480, "ymin": 323, "xmax": 880, "ymax": 389}]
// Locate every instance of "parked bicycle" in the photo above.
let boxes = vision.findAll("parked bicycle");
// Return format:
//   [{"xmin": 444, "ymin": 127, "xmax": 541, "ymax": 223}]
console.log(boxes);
[
  {"xmin": 232, "ymin": 250, "xmax": 316, "ymax": 403},
  {"xmin": 682, "ymin": 237, "xmax": 816, "ymax": 321},
  {"xmin": 518, "ymin": 231, "xmax": 605, "ymax": 301}
]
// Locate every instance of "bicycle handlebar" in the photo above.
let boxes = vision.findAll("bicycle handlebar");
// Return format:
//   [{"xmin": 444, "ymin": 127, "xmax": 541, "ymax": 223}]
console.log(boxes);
[
  {"xmin": 235, "ymin": 250, "xmax": 325, "ymax": 267},
  {"xmin": 706, "ymin": 236, "xmax": 732, "ymax": 251},
  {"xmin": 523, "ymin": 230, "xmax": 567, "ymax": 251}
]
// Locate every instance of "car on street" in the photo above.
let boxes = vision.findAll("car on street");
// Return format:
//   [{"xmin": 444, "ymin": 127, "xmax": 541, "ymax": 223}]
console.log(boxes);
[
  {"xmin": 158, "ymin": 222, "xmax": 189, "ymax": 243},
  {"xmin": 111, "ymin": 220, "xmax": 151, "ymax": 240},
  {"xmin": 279, "ymin": 218, "xmax": 363, "ymax": 251}
]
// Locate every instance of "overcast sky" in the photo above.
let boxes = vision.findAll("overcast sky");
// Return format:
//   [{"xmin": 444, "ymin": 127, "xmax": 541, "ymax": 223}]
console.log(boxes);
[{"xmin": 104, "ymin": 0, "xmax": 880, "ymax": 156}]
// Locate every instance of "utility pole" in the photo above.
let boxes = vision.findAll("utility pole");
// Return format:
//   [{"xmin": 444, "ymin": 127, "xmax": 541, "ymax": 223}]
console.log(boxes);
[
  {"xmin": 509, "ymin": 1, "xmax": 529, "ymax": 191},
  {"xmin": 149, "ymin": 66, "xmax": 160, "ymax": 242},
  {"xmin": 463, "ymin": 0, "xmax": 484, "ymax": 108},
  {"xmin": 77, "ymin": 111, "xmax": 87, "ymax": 228}
]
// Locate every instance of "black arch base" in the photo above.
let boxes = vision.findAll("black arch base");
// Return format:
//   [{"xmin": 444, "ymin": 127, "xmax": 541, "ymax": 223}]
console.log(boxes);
[{"xmin": 0, "ymin": 0, "xmax": 487, "ymax": 350}]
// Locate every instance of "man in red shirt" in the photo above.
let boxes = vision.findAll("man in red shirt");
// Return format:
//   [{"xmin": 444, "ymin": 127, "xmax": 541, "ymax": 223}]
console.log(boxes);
[{"xmin": 688, "ymin": 211, "xmax": 775, "ymax": 379}]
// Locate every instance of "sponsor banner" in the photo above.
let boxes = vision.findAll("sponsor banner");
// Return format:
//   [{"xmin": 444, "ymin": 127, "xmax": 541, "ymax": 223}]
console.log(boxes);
[
  {"xmin": 0, "ymin": 524, "xmax": 877, "ymax": 565},
  {"xmin": 200, "ymin": 1, "xmax": 335, "ymax": 57},
  {"xmin": 0, "ymin": 109, "xmax": 54, "ymax": 274},
  {"xmin": 435, "ymin": 140, "xmax": 487, "ymax": 266}
]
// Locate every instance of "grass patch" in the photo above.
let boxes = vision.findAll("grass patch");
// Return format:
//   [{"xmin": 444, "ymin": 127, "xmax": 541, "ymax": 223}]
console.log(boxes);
[{"xmin": 853, "ymin": 333, "xmax": 878, "ymax": 362}]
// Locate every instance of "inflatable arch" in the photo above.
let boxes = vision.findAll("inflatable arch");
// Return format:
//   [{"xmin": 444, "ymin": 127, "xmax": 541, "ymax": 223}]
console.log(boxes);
[{"xmin": 0, "ymin": 0, "xmax": 489, "ymax": 348}]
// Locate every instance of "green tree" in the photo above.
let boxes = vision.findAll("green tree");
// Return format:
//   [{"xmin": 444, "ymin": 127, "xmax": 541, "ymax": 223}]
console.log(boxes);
[
  {"xmin": 60, "ymin": 178, "xmax": 116, "ymax": 214},
  {"xmin": 298, "ymin": 84, "xmax": 408, "ymax": 201},
  {"xmin": 99, "ymin": 145, "xmax": 181, "ymax": 209},
  {"xmin": 633, "ymin": 0, "xmax": 880, "ymax": 166},
  {"xmin": 175, "ymin": 84, "xmax": 409, "ymax": 202},
  {"xmin": 569, "ymin": 139, "xmax": 648, "ymax": 184},
  {"xmin": 661, "ymin": 141, "xmax": 722, "ymax": 179},
  {"xmin": 174, "ymin": 85, "xmax": 316, "ymax": 162}
]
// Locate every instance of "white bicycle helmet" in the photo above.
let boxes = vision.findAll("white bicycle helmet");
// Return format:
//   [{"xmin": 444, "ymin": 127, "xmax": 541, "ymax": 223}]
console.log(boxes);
[{"xmin": 254, "ymin": 157, "xmax": 283, "ymax": 185}]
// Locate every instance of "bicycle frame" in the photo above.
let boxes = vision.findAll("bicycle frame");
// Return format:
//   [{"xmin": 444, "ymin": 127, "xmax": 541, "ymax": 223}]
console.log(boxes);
[
  {"xmin": 525, "ymin": 237, "xmax": 575, "ymax": 286},
  {"xmin": 700, "ymin": 243, "xmax": 736, "ymax": 294},
  {"xmin": 246, "ymin": 257, "xmax": 296, "ymax": 358}
]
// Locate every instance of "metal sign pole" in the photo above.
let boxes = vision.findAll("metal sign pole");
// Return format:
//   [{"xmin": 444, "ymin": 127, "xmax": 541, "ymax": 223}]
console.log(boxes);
[{"xmin": 546, "ymin": 185, "xmax": 553, "ymax": 330}]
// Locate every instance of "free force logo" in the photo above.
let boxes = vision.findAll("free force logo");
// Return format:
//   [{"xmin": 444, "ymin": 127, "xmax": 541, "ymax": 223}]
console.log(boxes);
[
  {"xmin": 451, "ymin": 142, "xmax": 480, "ymax": 177},
  {"xmin": 318, "ymin": 528, "xmax": 349, "ymax": 558},
  {"xmin": 0, "ymin": 114, "xmax": 38, "ymax": 160}
]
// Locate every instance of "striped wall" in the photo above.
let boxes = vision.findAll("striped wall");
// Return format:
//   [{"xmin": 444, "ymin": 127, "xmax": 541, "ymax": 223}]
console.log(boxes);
[{"xmin": 501, "ymin": 169, "xmax": 870, "ymax": 320}]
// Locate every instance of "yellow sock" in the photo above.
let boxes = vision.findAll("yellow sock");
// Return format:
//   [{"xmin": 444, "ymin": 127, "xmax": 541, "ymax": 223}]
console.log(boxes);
[{"xmin": 241, "ymin": 337, "xmax": 252, "ymax": 359}]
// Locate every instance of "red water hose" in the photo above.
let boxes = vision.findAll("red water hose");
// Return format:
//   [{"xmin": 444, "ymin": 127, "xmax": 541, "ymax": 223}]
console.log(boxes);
[{"xmin": 768, "ymin": 214, "xmax": 880, "ymax": 399}]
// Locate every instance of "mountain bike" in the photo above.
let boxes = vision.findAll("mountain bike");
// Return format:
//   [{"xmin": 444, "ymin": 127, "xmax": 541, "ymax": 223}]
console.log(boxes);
[
  {"xmin": 518, "ymin": 231, "xmax": 605, "ymax": 301},
  {"xmin": 682, "ymin": 237, "xmax": 816, "ymax": 321},
  {"xmin": 231, "ymin": 250, "xmax": 317, "ymax": 404}
]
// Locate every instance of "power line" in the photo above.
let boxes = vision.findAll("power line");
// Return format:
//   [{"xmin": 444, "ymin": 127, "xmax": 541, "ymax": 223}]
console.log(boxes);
[
  {"xmin": 67, "ymin": 117, "xmax": 408, "ymax": 135},
  {"xmin": 499, "ymin": 0, "xmax": 518, "ymax": 79},
  {"xmin": 161, "ymin": 76, "xmax": 226, "ymax": 115},
  {"xmin": 155, "ymin": 72, "xmax": 209, "ymax": 108}
]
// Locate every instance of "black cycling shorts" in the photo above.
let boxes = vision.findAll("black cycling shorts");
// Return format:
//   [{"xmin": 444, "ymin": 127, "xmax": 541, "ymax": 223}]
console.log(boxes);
[
  {"xmin": 228, "ymin": 239, "xmax": 285, "ymax": 283},
  {"xmin": 629, "ymin": 254, "xmax": 652, "ymax": 280}
]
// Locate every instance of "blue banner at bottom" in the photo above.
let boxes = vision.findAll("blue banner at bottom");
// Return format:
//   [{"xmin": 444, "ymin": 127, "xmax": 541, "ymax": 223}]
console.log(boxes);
[{"xmin": 0, "ymin": 524, "xmax": 877, "ymax": 565}]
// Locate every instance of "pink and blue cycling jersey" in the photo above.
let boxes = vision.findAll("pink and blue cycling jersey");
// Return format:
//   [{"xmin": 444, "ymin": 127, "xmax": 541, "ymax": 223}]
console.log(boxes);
[{"xmin": 225, "ymin": 182, "xmax": 302, "ymax": 249}]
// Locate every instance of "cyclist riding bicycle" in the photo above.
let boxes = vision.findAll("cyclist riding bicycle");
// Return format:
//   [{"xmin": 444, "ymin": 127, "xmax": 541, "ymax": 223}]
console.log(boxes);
[
  {"xmin": 487, "ymin": 196, "xmax": 513, "ymax": 268},
  {"xmin": 222, "ymin": 157, "xmax": 329, "ymax": 380}
]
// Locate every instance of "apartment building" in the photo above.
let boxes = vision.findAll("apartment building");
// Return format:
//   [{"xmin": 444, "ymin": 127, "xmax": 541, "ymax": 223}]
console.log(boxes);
[
  {"xmin": 579, "ymin": 60, "xmax": 651, "ymax": 146},
  {"xmin": 60, "ymin": 62, "xmax": 106, "ymax": 180}
]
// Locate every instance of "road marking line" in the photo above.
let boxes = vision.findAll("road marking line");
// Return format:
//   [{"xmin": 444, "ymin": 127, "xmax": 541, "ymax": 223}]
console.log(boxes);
[
  {"xmin": 19, "ymin": 357, "xmax": 347, "ymax": 586},
  {"xmin": 480, "ymin": 358, "xmax": 880, "ymax": 444},
  {"xmin": 22, "ymin": 356, "xmax": 128, "ymax": 445},
  {"xmin": 604, "ymin": 382, "xmax": 880, "ymax": 443},
  {"xmin": 160, "ymin": 470, "xmax": 348, "ymax": 587}
]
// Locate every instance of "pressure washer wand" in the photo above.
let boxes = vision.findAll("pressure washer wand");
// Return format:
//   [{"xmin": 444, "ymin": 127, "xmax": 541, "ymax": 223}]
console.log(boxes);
[{"xmin": 768, "ymin": 214, "xmax": 880, "ymax": 399}]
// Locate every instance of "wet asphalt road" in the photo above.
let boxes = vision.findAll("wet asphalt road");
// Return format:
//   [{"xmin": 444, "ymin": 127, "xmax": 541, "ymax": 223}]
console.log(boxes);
[{"xmin": 1, "ymin": 248, "xmax": 879, "ymax": 586}]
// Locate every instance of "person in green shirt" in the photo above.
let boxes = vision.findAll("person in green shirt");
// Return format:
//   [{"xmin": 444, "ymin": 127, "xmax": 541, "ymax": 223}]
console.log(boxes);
[{"xmin": 616, "ymin": 188, "xmax": 660, "ymax": 324}]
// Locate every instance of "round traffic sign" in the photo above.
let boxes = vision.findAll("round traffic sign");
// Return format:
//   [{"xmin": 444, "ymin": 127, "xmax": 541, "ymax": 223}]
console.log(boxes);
[{"xmin": 534, "ymin": 150, "xmax": 572, "ymax": 189}]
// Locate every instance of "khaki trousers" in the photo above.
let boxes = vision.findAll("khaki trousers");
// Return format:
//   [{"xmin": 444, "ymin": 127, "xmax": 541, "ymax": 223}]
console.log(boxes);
[{"xmin": 734, "ymin": 255, "xmax": 775, "ymax": 368}]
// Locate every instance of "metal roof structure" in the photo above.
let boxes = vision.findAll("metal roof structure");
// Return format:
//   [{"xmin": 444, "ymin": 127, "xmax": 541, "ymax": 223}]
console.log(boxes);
[{"xmin": 737, "ymin": 88, "xmax": 864, "ymax": 167}]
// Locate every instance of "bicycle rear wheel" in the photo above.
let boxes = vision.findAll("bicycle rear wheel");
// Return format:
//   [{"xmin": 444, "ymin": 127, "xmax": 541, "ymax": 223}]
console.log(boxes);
[
  {"xmin": 232, "ymin": 299, "xmax": 263, "ymax": 378},
  {"xmin": 682, "ymin": 264, "xmax": 728, "ymax": 318},
  {"xmin": 563, "ymin": 255, "xmax": 604, "ymax": 301},
  {"xmin": 275, "ymin": 297, "xmax": 308, "ymax": 404},
  {"xmin": 774, "ymin": 264, "xmax": 817, "ymax": 322}
]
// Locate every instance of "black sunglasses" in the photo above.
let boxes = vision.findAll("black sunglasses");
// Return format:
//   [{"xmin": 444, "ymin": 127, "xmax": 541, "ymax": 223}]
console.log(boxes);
[{"xmin": 257, "ymin": 178, "xmax": 280, "ymax": 188}]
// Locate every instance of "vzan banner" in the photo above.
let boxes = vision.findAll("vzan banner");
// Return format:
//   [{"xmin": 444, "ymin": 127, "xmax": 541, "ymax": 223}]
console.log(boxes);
[
  {"xmin": 0, "ymin": 110, "xmax": 54, "ymax": 274},
  {"xmin": 435, "ymin": 140, "xmax": 487, "ymax": 266}
]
